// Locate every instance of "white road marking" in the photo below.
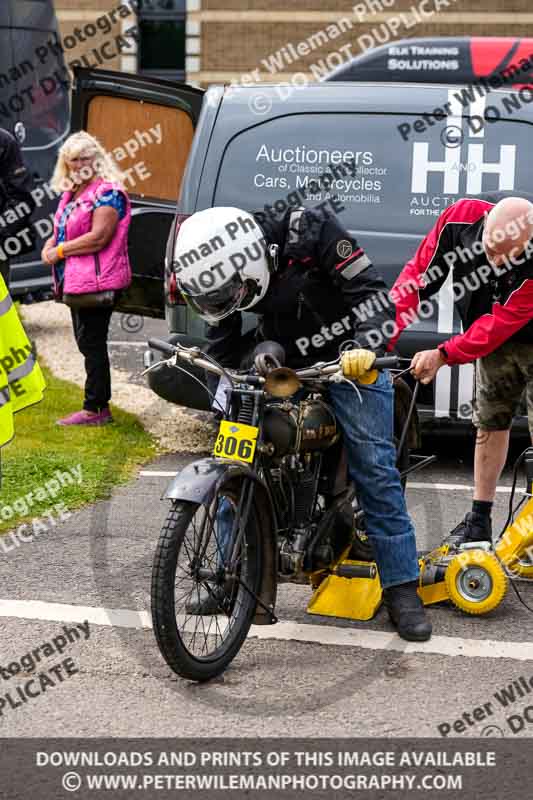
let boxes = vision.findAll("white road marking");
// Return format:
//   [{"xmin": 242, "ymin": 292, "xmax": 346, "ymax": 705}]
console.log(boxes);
[
  {"xmin": 108, "ymin": 341, "xmax": 147, "ymax": 347},
  {"xmin": 408, "ymin": 482, "xmax": 515, "ymax": 494},
  {"xmin": 0, "ymin": 599, "xmax": 151, "ymax": 629},
  {"xmin": 139, "ymin": 470, "xmax": 516, "ymax": 493},
  {"xmin": 0, "ymin": 598, "xmax": 532, "ymax": 661},
  {"xmin": 249, "ymin": 621, "xmax": 533, "ymax": 660},
  {"xmin": 140, "ymin": 470, "xmax": 178, "ymax": 477}
]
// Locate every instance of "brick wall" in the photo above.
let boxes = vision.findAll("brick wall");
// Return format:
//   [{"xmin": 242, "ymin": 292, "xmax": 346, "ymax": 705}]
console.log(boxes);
[
  {"xmin": 192, "ymin": 2, "xmax": 533, "ymax": 84},
  {"xmin": 54, "ymin": 0, "xmax": 137, "ymax": 73},
  {"xmin": 201, "ymin": 21, "xmax": 533, "ymax": 73},
  {"xmin": 56, "ymin": 0, "xmax": 114, "ymax": 10},
  {"xmin": 204, "ymin": 0, "xmax": 533, "ymax": 10},
  {"xmin": 55, "ymin": 1, "xmax": 533, "ymax": 86}
]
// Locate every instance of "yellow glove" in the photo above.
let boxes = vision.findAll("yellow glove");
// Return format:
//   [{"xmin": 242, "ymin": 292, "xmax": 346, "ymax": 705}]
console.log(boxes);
[{"xmin": 341, "ymin": 348, "xmax": 378, "ymax": 384}]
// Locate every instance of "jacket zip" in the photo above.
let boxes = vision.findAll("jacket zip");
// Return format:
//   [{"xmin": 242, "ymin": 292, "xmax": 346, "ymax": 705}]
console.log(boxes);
[
  {"xmin": 297, "ymin": 290, "xmax": 327, "ymax": 328},
  {"xmin": 94, "ymin": 253, "xmax": 101, "ymax": 277},
  {"xmin": 296, "ymin": 293, "xmax": 303, "ymax": 321}
]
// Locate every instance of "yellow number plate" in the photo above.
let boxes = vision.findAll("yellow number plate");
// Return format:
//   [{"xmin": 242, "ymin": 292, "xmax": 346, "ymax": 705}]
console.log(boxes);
[{"xmin": 213, "ymin": 420, "xmax": 259, "ymax": 463}]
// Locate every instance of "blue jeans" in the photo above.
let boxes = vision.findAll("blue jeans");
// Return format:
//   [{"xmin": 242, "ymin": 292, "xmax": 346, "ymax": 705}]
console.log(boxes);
[
  {"xmin": 215, "ymin": 372, "xmax": 419, "ymax": 589},
  {"xmin": 213, "ymin": 496, "xmax": 235, "ymax": 569},
  {"xmin": 327, "ymin": 372, "xmax": 419, "ymax": 588}
]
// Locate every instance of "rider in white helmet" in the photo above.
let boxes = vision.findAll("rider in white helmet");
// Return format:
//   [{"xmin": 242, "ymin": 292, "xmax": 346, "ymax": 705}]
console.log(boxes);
[
  {"xmin": 175, "ymin": 207, "xmax": 270, "ymax": 324},
  {"xmin": 172, "ymin": 203, "xmax": 432, "ymax": 643}
]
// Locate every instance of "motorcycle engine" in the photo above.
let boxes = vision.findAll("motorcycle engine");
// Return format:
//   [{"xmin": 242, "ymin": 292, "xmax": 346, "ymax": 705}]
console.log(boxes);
[
  {"xmin": 263, "ymin": 396, "xmax": 341, "ymax": 580},
  {"xmin": 262, "ymin": 397, "xmax": 338, "ymax": 457},
  {"xmin": 268, "ymin": 447, "xmax": 321, "ymax": 580}
]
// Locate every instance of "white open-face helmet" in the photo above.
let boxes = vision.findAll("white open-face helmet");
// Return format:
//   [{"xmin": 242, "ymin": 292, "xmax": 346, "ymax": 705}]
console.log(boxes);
[{"xmin": 174, "ymin": 207, "xmax": 270, "ymax": 323}]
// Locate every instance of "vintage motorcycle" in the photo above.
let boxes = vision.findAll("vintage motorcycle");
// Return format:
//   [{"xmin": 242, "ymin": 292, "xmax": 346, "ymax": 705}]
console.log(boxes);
[{"xmin": 146, "ymin": 338, "xmax": 430, "ymax": 682}]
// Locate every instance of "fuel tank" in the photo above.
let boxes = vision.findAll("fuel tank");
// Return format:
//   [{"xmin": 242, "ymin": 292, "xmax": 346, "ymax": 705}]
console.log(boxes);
[{"xmin": 262, "ymin": 398, "xmax": 338, "ymax": 457}]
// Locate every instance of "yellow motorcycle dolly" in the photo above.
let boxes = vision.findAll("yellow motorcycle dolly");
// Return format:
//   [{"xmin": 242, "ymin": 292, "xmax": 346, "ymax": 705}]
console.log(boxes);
[
  {"xmin": 418, "ymin": 545, "xmax": 508, "ymax": 615},
  {"xmin": 306, "ymin": 554, "xmax": 450, "ymax": 622},
  {"xmin": 307, "ymin": 559, "xmax": 383, "ymax": 621},
  {"xmin": 307, "ymin": 548, "xmax": 508, "ymax": 622},
  {"xmin": 495, "ymin": 492, "xmax": 533, "ymax": 577},
  {"xmin": 307, "ymin": 450, "xmax": 533, "ymax": 623}
]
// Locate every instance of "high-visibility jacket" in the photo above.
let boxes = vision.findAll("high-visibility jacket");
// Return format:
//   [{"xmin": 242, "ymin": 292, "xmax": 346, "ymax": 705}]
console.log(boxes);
[{"xmin": 0, "ymin": 275, "xmax": 45, "ymax": 447}]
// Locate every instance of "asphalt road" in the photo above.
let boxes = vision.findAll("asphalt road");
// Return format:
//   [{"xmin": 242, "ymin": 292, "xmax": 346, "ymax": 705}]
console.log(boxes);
[{"xmin": 1, "ymin": 312, "xmax": 533, "ymax": 742}]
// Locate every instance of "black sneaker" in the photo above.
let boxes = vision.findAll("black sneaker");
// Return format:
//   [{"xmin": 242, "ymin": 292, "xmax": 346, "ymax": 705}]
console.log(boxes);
[
  {"xmin": 185, "ymin": 585, "xmax": 230, "ymax": 615},
  {"xmin": 445, "ymin": 512, "xmax": 492, "ymax": 549},
  {"xmin": 383, "ymin": 580, "xmax": 432, "ymax": 641}
]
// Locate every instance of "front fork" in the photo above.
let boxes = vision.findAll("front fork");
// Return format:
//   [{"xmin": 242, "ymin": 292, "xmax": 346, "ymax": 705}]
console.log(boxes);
[
  {"xmin": 221, "ymin": 386, "xmax": 265, "ymax": 574},
  {"xmin": 214, "ymin": 388, "xmax": 278, "ymax": 622}
]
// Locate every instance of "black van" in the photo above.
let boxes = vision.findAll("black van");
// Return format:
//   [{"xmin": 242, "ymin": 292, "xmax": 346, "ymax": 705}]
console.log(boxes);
[
  {"xmin": 72, "ymin": 68, "xmax": 533, "ymax": 426},
  {"xmin": 328, "ymin": 36, "xmax": 533, "ymax": 87},
  {"xmin": 0, "ymin": 0, "xmax": 70, "ymax": 300}
]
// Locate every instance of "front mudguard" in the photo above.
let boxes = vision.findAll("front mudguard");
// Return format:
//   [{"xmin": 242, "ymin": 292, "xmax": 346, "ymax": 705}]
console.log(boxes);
[{"xmin": 163, "ymin": 457, "xmax": 278, "ymax": 625}]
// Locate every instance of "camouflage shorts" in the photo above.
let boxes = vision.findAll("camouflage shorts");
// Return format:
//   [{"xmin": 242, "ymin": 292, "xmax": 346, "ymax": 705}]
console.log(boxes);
[{"xmin": 472, "ymin": 340, "xmax": 533, "ymax": 432}]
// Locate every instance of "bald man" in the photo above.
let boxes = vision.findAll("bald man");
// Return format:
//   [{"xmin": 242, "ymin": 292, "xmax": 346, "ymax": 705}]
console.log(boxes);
[{"xmin": 391, "ymin": 194, "xmax": 533, "ymax": 546}]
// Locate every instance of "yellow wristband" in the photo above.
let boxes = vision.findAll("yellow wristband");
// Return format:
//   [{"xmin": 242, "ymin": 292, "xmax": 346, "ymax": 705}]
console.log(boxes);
[{"xmin": 57, "ymin": 243, "xmax": 65, "ymax": 259}]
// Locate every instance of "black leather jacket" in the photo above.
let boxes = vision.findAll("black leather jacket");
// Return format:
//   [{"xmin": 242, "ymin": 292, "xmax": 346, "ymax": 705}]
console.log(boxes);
[
  {"xmin": 0, "ymin": 128, "xmax": 36, "ymax": 243},
  {"xmin": 206, "ymin": 206, "xmax": 394, "ymax": 369}
]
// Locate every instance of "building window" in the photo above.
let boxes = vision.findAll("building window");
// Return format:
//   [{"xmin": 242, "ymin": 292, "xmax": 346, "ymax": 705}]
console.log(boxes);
[{"xmin": 138, "ymin": 0, "xmax": 186, "ymax": 81}]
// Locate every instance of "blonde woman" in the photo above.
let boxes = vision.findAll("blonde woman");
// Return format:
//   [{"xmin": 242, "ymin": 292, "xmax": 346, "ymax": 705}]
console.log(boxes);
[{"xmin": 42, "ymin": 131, "xmax": 132, "ymax": 426}]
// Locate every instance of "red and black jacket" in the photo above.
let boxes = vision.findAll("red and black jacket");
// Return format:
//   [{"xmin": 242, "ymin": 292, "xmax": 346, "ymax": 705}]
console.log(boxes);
[{"xmin": 390, "ymin": 193, "xmax": 533, "ymax": 365}]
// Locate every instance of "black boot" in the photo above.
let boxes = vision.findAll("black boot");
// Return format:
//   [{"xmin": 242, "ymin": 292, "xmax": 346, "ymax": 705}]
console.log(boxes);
[
  {"xmin": 445, "ymin": 512, "xmax": 492, "ymax": 549},
  {"xmin": 383, "ymin": 580, "xmax": 432, "ymax": 641}
]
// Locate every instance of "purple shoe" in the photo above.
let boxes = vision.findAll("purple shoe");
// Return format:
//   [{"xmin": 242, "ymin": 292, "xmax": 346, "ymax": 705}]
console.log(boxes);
[{"xmin": 57, "ymin": 409, "xmax": 113, "ymax": 426}]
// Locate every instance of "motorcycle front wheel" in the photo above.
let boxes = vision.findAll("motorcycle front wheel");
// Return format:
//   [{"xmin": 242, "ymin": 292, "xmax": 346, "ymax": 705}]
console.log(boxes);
[{"xmin": 151, "ymin": 483, "xmax": 262, "ymax": 682}]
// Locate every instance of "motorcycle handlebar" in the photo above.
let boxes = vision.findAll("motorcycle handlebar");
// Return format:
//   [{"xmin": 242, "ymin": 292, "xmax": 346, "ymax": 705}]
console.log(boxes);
[
  {"xmin": 373, "ymin": 356, "xmax": 400, "ymax": 370},
  {"xmin": 148, "ymin": 340, "xmax": 401, "ymax": 380},
  {"xmin": 148, "ymin": 338, "xmax": 226, "ymax": 377},
  {"xmin": 148, "ymin": 338, "xmax": 178, "ymax": 358}
]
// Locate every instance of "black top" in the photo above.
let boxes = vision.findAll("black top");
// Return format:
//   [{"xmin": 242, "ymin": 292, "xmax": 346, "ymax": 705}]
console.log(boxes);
[
  {"xmin": 206, "ymin": 206, "xmax": 394, "ymax": 369},
  {"xmin": 0, "ymin": 128, "xmax": 36, "ymax": 243}
]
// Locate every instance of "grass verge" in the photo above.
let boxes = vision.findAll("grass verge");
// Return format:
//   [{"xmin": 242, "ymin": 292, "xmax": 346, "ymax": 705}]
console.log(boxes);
[{"xmin": 0, "ymin": 366, "xmax": 158, "ymax": 534}]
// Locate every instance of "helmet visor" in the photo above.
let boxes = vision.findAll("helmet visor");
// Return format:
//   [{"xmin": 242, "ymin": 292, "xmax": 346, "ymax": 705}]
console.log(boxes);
[{"xmin": 179, "ymin": 271, "xmax": 247, "ymax": 323}]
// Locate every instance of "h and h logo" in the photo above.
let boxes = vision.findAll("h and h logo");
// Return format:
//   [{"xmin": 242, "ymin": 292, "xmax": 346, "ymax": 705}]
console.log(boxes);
[{"xmin": 411, "ymin": 89, "xmax": 516, "ymax": 195}]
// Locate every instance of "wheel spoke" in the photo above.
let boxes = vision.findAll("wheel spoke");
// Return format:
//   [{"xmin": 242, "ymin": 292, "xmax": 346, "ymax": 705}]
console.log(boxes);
[{"xmin": 169, "ymin": 493, "xmax": 252, "ymax": 659}]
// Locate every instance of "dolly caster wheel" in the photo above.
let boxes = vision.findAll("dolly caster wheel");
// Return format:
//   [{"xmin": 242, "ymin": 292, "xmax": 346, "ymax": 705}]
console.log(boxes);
[
  {"xmin": 502, "ymin": 553, "xmax": 533, "ymax": 579},
  {"xmin": 445, "ymin": 550, "xmax": 507, "ymax": 615}
]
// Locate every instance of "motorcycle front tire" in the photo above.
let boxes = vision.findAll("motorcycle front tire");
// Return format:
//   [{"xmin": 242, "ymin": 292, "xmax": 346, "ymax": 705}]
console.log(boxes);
[{"xmin": 151, "ymin": 495, "xmax": 262, "ymax": 682}]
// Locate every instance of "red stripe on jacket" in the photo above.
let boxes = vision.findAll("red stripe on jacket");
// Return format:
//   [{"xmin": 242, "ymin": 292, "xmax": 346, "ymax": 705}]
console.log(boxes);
[{"xmin": 335, "ymin": 248, "xmax": 363, "ymax": 270}]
